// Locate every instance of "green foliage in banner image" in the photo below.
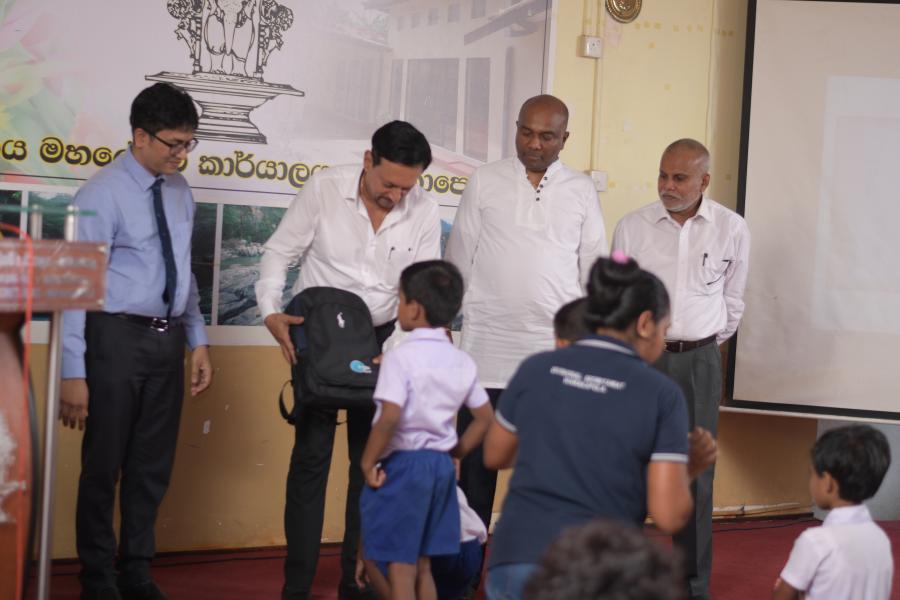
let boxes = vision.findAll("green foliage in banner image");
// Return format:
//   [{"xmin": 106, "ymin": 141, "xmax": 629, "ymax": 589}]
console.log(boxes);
[
  {"xmin": 221, "ymin": 204, "xmax": 284, "ymax": 244},
  {"xmin": 0, "ymin": 190, "xmax": 23, "ymax": 230},
  {"xmin": 191, "ymin": 203, "xmax": 218, "ymax": 325},
  {"xmin": 218, "ymin": 204, "xmax": 297, "ymax": 326}
]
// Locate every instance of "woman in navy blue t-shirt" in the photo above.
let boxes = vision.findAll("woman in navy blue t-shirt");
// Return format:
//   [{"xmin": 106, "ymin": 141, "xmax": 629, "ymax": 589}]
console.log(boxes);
[{"xmin": 483, "ymin": 253, "xmax": 717, "ymax": 600}]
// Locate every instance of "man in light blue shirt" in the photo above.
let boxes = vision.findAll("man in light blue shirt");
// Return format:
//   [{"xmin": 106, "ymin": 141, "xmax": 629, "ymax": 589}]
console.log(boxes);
[{"xmin": 60, "ymin": 82, "xmax": 213, "ymax": 600}]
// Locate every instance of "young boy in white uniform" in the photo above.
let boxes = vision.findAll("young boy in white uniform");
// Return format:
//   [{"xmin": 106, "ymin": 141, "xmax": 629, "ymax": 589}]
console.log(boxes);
[
  {"xmin": 774, "ymin": 425, "xmax": 893, "ymax": 600},
  {"xmin": 359, "ymin": 260, "xmax": 493, "ymax": 600}
]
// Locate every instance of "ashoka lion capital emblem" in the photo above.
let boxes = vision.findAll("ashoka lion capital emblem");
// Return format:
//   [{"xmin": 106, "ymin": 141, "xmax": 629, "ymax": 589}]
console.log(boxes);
[{"xmin": 146, "ymin": 0, "xmax": 305, "ymax": 144}]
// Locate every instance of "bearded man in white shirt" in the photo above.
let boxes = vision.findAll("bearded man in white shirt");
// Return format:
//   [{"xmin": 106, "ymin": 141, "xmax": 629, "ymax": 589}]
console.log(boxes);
[
  {"xmin": 444, "ymin": 94, "xmax": 607, "ymax": 542},
  {"xmin": 255, "ymin": 121, "xmax": 441, "ymax": 600},
  {"xmin": 611, "ymin": 138, "xmax": 750, "ymax": 600}
]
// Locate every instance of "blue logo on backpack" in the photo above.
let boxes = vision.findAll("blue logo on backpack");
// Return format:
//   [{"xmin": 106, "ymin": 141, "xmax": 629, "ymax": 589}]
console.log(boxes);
[{"xmin": 350, "ymin": 360, "xmax": 372, "ymax": 374}]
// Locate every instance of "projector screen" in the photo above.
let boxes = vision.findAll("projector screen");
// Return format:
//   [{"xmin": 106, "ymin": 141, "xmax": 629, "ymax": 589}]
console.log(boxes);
[{"xmin": 730, "ymin": 0, "xmax": 900, "ymax": 420}]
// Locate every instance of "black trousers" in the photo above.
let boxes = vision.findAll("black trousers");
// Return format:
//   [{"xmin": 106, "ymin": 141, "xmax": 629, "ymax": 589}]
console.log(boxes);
[
  {"xmin": 282, "ymin": 321, "xmax": 393, "ymax": 598},
  {"xmin": 76, "ymin": 313, "xmax": 185, "ymax": 588},
  {"xmin": 456, "ymin": 388, "xmax": 503, "ymax": 539}
]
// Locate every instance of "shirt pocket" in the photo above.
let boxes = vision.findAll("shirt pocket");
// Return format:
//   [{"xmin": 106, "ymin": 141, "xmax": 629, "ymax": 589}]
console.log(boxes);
[
  {"xmin": 380, "ymin": 243, "xmax": 416, "ymax": 287},
  {"xmin": 696, "ymin": 253, "xmax": 733, "ymax": 295}
]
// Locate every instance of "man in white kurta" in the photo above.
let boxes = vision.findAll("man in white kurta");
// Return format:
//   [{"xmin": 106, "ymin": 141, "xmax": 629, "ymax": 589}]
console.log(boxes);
[
  {"xmin": 444, "ymin": 94, "xmax": 607, "ymax": 538},
  {"xmin": 256, "ymin": 121, "xmax": 441, "ymax": 600},
  {"xmin": 611, "ymin": 138, "xmax": 750, "ymax": 600}
]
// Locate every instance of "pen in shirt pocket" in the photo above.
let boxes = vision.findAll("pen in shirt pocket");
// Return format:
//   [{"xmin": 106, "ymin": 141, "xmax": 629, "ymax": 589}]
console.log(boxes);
[{"xmin": 387, "ymin": 245, "xmax": 412, "ymax": 260}]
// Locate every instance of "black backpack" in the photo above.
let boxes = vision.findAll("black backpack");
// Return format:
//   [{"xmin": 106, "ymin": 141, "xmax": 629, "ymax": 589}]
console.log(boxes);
[{"xmin": 278, "ymin": 287, "xmax": 381, "ymax": 423}]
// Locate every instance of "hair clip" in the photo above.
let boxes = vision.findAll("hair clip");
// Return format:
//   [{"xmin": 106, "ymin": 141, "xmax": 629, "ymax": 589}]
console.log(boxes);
[{"xmin": 611, "ymin": 250, "xmax": 629, "ymax": 264}]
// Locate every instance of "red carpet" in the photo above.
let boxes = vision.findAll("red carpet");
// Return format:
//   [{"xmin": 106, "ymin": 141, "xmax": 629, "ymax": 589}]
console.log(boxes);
[{"xmin": 27, "ymin": 518, "xmax": 900, "ymax": 599}]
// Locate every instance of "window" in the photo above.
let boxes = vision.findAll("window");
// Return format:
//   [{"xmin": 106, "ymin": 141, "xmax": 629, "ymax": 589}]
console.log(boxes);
[
  {"xmin": 333, "ymin": 59, "xmax": 377, "ymax": 123},
  {"xmin": 471, "ymin": 0, "xmax": 486, "ymax": 19},
  {"xmin": 464, "ymin": 58, "xmax": 490, "ymax": 161},
  {"xmin": 389, "ymin": 59, "xmax": 404, "ymax": 118},
  {"xmin": 448, "ymin": 4, "xmax": 461, "ymax": 23},
  {"xmin": 428, "ymin": 7, "xmax": 439, "ymax": 25},
  {"xmin": 411, "ymin": 12, "xmax": 421, "ymax": 27},
  {"xmin": 405, "ymin": 59, "xmax": 459, "ymax": 152}
]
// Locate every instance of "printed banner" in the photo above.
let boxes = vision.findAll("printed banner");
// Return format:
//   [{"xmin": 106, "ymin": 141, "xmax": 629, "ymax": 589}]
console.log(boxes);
[{"xmin": 0, "ymin": 0, "xmax": 550, "ymax": 343}]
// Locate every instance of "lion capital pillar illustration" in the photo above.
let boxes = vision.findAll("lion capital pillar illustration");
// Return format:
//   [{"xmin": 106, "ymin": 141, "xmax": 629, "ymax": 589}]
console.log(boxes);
[{"xmin": 148, "ymin": 0, "xmax": 304, "ymax": 144}]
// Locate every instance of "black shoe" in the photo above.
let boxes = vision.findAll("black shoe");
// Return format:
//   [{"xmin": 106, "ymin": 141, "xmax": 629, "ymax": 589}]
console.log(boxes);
[
  {"xmin": 338, "ymin": 581, "xmax": 378, "ymax": 600},
  {"xmin": 118, "ymin": 580, "xmax": 169, "ymax": 600},
  {"xmin": 80, "ymin": 586, "xmax": 123, "ymax": 600},
  {"xmin": 458, "ymin": 587, "xmax": 477, "ymax": 600},
  {"xmin": 281, "ymin": 583, "xmax": 312, "ymax": 600}
]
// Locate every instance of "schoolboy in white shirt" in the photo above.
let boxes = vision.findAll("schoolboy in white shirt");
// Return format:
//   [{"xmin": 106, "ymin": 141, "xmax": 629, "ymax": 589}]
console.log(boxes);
[
  {"xmin": 774, "ymin": 425, "xmax": 893, "ymax": 600},
  {"xmin": 359, "ymin": 260, "xmax": 494, "ymax": 600}
]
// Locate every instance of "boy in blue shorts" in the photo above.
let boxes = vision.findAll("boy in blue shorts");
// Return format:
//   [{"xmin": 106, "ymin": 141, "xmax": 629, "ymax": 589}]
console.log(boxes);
[
  {"xmin": 359, "ymin": 260, "xmax": 494, "ymax": 600},
  {"xmin": 358, "ymin": 486, "xmax": 487, "ymax": 600}
]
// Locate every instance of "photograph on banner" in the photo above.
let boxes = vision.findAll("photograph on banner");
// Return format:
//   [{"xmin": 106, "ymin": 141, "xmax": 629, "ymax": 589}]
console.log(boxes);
[
  {"xmin": 217, "ymin": 204, "xmax": 298, "ymax": 326},
  {"xmin": 29, "ymin": 191, "xmax": 74, "ymax": 240},
  {"xmin": 192, "ymin": 202, "xmax": 218, "ymax": 325},
  {"xmin": 0, "ymin": 0, "xmax": 550, "ymax": 343},
  {"xmin": 0, "ymin": 189, "xmax": 23, "ymax": 230}
]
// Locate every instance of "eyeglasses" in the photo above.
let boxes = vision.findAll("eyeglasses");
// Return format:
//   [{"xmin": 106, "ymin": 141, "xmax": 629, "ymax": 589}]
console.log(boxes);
[{"xmin": 148, "ymin": 131, "xmax": 199, "ymax": 155}]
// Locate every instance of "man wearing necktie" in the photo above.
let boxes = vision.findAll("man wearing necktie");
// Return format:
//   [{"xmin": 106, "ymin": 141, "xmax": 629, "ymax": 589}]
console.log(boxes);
[{"xmin": 60, "ymin": 83, "xmax": 213, "ymax": 600}]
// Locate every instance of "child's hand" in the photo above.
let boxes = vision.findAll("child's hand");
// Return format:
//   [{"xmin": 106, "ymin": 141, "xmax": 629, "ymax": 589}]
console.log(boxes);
[
  {"xmin": 355, "ymin": 557, "xmax": 368, "ymax": 589},
  {"xmin": 363, "ymin": 463, "xmax": 386, "ymax": 488},
  {"xmin": 687, "ymin": 427, "xmax": 717, "ymax": 479}
]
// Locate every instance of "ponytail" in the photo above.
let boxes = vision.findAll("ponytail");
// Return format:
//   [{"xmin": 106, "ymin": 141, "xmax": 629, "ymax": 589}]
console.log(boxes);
[{"xmin": 585, "ymin": 255, "xmax": 670, "ymax": 333}]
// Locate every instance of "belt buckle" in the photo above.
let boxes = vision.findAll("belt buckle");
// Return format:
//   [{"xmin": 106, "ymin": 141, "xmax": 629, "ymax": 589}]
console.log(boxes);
[
  {"xmin": 666, "ymin": 340, "xmax": 684, "ymax": 353},
  {"xmin": 149, "ymin": 318, "xmax": 169, "ymax": 333}
]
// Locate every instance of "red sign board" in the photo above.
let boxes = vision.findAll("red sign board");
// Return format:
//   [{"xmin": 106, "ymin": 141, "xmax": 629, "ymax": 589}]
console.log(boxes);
[{"xmin": 0, "ymin": 240, "xmax": 106, "ymax": 312}]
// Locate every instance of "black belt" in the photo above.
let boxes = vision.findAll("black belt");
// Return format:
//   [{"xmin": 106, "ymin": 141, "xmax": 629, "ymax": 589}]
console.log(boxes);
[
  {"xmin": 111, "ymin": 313, "xmax": 181, "ymax": 333},
  {"xmin": 665, "ymin": 335, "xmax": 716, "ymax": 353}
]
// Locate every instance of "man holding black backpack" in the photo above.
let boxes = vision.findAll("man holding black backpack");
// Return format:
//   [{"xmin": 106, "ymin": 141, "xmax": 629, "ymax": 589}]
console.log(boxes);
[{"xmin": 255, "ymin": 121, "xmax": 441, "ymax": 600}]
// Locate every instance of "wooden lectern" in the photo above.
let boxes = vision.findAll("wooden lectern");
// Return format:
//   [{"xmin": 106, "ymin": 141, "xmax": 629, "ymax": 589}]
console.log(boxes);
[{"xmin": 0, "ymin": 231, "xmax": 106, "ymax": 600}]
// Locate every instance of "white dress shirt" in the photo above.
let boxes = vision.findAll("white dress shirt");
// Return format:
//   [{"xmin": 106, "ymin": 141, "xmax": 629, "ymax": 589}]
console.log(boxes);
[
  {"xmin": 611, "ymin": 197, "xmax": 750, "ymax": 343},
  {"xmin": 256, "ymin": 164, "xmax": 441, "ymax": 326},
  {"xmin": 780, "ymin": 504, "xmax": 893, "ymax": 600},
  {"xmin": 458, "ymin": 487, "xmax": 488, "ymax": 544},
  {"xmin": 373, "ymin": 327, "xmax": 489, "ymax": 456},
  {"xmin": 445, "ymin": 157, "xmax": 608, "ymax": 388}
]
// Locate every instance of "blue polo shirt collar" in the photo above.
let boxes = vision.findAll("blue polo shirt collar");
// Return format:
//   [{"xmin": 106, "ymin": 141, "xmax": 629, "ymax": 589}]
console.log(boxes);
[{"xmin": 575, "ymin": 334, "xmax": 637, "ymax": 357}]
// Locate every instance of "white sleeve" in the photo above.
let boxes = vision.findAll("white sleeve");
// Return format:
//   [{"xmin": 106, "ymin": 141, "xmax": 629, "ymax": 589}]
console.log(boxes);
[
  {"xmin": 719, "ymin": 218, "xmax": 750, "ymax": 343},
  {"xmin": 444, "ymin": 170, "xmax": 482, "ymax": 289},
  {"xmin": 610, "ymin": 217, "xmax": 629, "ymax": 254},
  {"xmin": 414, "ymin": 194, "xmax": 442, "ymax": 262},
  {"xmin": 578, "ymin": 185, "xmax": 608, "ymax": 289},
  {"xmin": 779, "ymin": 529, "xmax": 825, "ymax": 594},
  {"xmin": 255, "ymin": 181, "xmax": 320, "ymax": 320},
  {"xmin": 372, "ymin": 351, "xmax": 409, "ymax": 409}
]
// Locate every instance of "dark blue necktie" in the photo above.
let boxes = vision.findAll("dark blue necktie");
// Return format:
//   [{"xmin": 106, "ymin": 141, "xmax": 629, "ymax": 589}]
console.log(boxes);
[{"xmin": 151, "ymin": 177, "xmax": 177, "ymax": 318}]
